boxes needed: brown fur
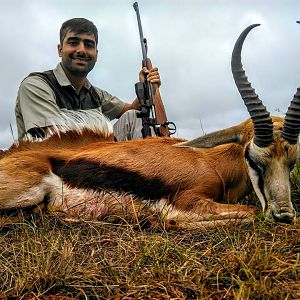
[0,115,297,228]
[0,123,257,229]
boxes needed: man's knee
[113,110,143,141]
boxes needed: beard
[62,55,96,77]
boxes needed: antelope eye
[245,149,265,175]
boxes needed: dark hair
[59,18,98,45]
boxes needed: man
[15,18,161,141]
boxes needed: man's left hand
[139,66,161,87]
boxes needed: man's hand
[139,66,161,87]
[119,63,161,117]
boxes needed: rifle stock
[145,58,170,137]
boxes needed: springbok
[0,24,299,229]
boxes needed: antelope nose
[272,207,295,224]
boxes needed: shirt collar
[53,63,92,90]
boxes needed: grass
[0,166,300,299]
[0,212,299,299]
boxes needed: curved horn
[281,22,300,144]
[282,88,300,145]
[231,24,273,147]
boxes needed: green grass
[1,165,300,299]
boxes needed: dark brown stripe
[244,148,267,210]
[50,158,175,201]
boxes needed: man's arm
[16,76,65,139]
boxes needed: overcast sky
[1,0,300,148]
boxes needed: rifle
[133,2,176,138]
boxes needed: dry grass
[1,214,299,299]
[0,165,300,299]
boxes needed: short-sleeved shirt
[15,63,125,140]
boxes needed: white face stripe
[246,161,266,211]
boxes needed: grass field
[0,169,299,299]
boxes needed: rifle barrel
[133,2,147,64]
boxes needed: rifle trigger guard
[162,121,176,135]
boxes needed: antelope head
[232,24,300,223]
[179,24,299,223]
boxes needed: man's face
[58,31,98,77]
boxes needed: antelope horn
[281,22,300,144]
[282,88,300,144]
[231,24,273,147]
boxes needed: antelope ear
[174,123,246,148]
